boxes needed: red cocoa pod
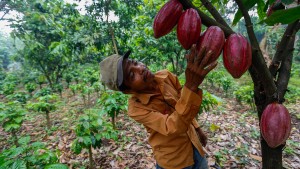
[267,0,284,17]
[223,33,252,78]
[196,26,225,63]
[153,0,183,38]
[177,8,201,50]
[266,6,274,17]
[260,102,291,148]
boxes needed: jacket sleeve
[128,86,202,136]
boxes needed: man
[100,45,217,169]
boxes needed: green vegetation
[0,136,67,168]
[71,108,118,168]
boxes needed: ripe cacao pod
[196,26,225,63]
[267,0,284,17]
[223,33,252,78]
[260,102,291,148]
[177,8,201,50]
[153,0,183,38]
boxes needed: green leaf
[82,121,89,129]
[31,141,45,148]
[256,0,266,20]
[44,163,69,169]
[281,0,295,5]
[82,136,92,146]
[3,123,20,131]
[232,0,258,26]
[18,136,31,145]
[14,117,23,123]
[261,6,300,25]
[71,139,83,154]
[10,147,24,157]
[95,133,102,140]
[11,159,26,169]
[268,0,276,5]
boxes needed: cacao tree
[0,102,27,147]
[7,0,96,89]
[0,136,67,168]
[71,108,118,169]
[6,92,29,106]
[176,0,299,168]
[27,94,59,129]
[25,82,36,97]
[99,90,128,129]
[64,73,72,89]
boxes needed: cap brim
[117,50,131,89]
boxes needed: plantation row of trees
[0,0,299,168]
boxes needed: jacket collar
[132,70,169,104]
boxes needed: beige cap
[99,51,131,91]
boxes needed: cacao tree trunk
[46,110,51,129]
[82,94,86,107]
[88,146,94,169]
[262,140,284,168]
[112,115,116,129]
[11,129,18,147]
[251,72,283,169]
[88,93,91,107]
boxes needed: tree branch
[269,20,300,77]
[276,21,300,103]
[0,0,8,11]
[199,0,231,29]
[234,0,277,101]
[0,11,8,20]
[178,0,234,37]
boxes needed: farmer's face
[122,58,155,92]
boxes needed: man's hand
[184,44,217,92]
[196,127,208,147]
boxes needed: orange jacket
[127,70,206,169]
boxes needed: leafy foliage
[285,86,300,103]
[6,92,29,105]
[99,90,128,119]
[28,94,58,113]
[71,108,118,154]
[0,136,61,168]
[233,84,255,110]
[64,73,72,88]
[261,6,300,25]
[34,87,53,97]
[27,94,59,129]
[1,83,16,95]
[0,101,26,133]
[44,163,69,169]
[25,83,37,95]
[9,0,94,88]
[200,90,221,114]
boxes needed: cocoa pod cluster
[260,102,291,148]
[153,0,292,149]
[153,0,252,78]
